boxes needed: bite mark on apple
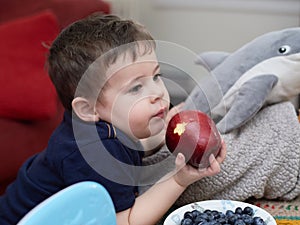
[174,122,187,136]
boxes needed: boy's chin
[148,118,166,136]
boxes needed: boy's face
[96,51,170,140]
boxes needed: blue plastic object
[17,181,116,225]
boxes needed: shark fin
[217,74,278,133]
[195,51,230,71]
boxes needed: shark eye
[278,45,291,55]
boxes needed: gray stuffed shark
[184,27,300,134]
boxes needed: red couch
[0,0,110,195]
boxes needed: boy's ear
[72,97,99,122]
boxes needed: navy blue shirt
[0,111,144,225]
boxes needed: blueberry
[211,210,221,219]
[197,222,210,225]
[192,209,201,218]
[194,216,208,224]
[206,214,215,222]
[219,212,226,218]
[241,214,253,225]
[228,214,240,224]
[181,218,193,225]
[204,209,212,214]
[197,212,209,221]
[184,211,194,220]
[225,210,235,218]
[216,217,228,224]
[235,207,243,215]
[234,219,246,225]
[242,207,254,216]
[252,217,266,225]
[207,221,220,225]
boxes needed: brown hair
[47,14,155,111]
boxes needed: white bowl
[164,200,276,225]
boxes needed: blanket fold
[142,102,300,206]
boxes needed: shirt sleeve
[60,138,141,212]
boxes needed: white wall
[136,0,300,52]
[108,0,300,62]
[107,0,300,105]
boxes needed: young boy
[0,14,226,225]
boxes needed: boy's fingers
[175,153,186,169]
[209,154,216,165]
[216,140,226,163]
[208,154,221,173]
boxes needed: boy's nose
[150,88,164,103]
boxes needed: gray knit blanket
[141,101,300,206]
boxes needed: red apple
[165,110,222,168]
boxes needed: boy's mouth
[153,107,166,119]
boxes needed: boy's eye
[153,73,162,81]
[129,84,142,93]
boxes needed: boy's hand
[173,140,226,188]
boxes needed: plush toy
[184,27,300,134]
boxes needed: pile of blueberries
[180,206,267,225]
